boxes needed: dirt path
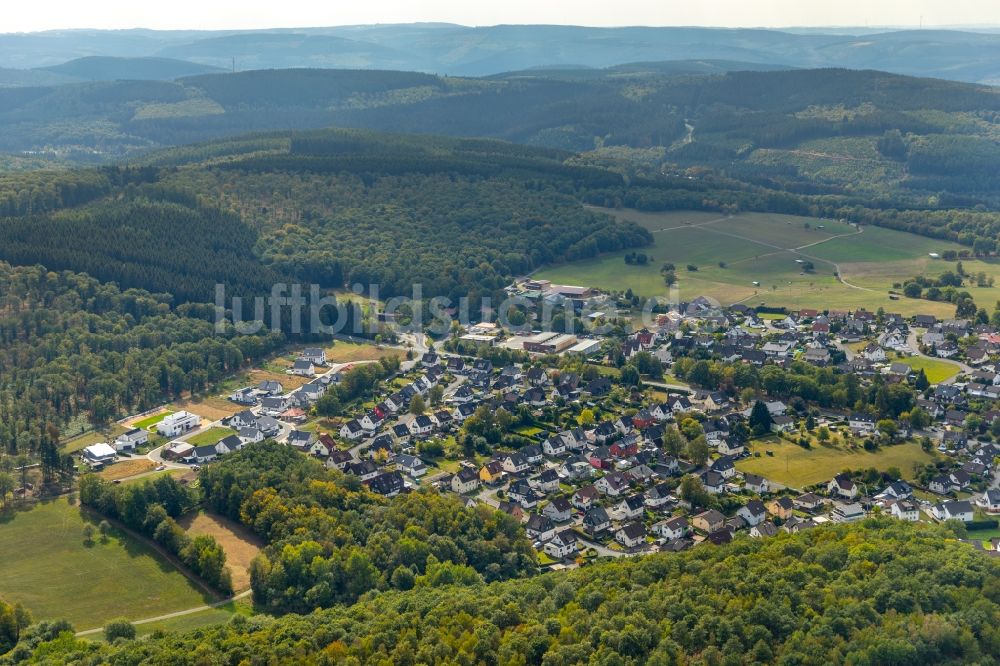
[75,590,253,636]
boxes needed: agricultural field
[177,512,262,592]
[0,498,212,631]
[736,437,935,489]
[536,208,984,316]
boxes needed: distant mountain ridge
[3,25,1000,83]
[39,56,224,81]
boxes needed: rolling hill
[38,56,224,81]
[5,25,1000,83]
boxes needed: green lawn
[737,438,935,489]
[897,356,961,384]
[131,599,252,639]
[184,427,232,447]
[536,208,974,316]
[133,411,174,431]
[0,499,212,631]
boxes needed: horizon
[4,0,1000,34]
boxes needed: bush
[967,519,999,531]
[104,618,136,642]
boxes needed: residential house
[889,499,920,521]
[653,516,689,540]
[451,467,481,494]
[544,529,579,559]
[933,500,974,522]
[291,359,316,377]
[542,497,573,523]
[572,485,600,510]
[832,502,865,523]
[744,473,770,495]
[768,497,795,519]
[157,411,200,437]
[479,460,505,485]
[526,514,556,542]
[368,471,405,497]
[692,509,726,533]
[616,522,647,548]
[396,454,427,478]
[583,506,611,535]
[113,428,148,452]
[828,474,858,499]
[737,500,767,526]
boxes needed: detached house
[544,529,579,559]
[451,467,480,494]
[828,474,858,499]
[615,522,647,549]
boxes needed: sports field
[0,498,212,630]
[536,208,978,315]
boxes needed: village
[76,280,1000,565]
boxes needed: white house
[827,474,858,499]
[291,359,316,377]
[81,443,117,468]
[544,529,579,559]
[340,420,365,440]
[615,522,647,548]
[889,499,920,521]
[831,502,865,523]
[300,348,327,366]
[157,411,200,437]
[933,500,974,522]
[737,500,767,526]
[976,489,1000,514]
[114,428,148,452]
[653,516,688,540]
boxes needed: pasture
[0,498,212,631]
[536,208,978,316]
[324,340,401,363]
[736,438,934,489]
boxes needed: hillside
[38,56,224,81]
[3,519,998,663]
[3,66,1000,209]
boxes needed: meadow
[0,498,212,631]
[536,208,982,316]
[736,437,935,490]
[896,356,962,384]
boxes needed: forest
[0,262,284,458]
[2,518,997,664]
[199,443,537,613]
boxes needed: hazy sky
[4,0,1000,32]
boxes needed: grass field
[0,499,212,630]
[897,356,961,384]
[737,437,935,489]
[184,427,232,446]
[131,410,174,431]
[324,340,401,363]
[177,512,262,592]
[131,599,253,639]
[536,208,975,316]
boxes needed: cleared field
[178,512,263,592]
[536,208,977,316]
[737,438,935,489]
[324,340,401,363]
[61,425,126,454]
[897,356,961,384]
[97,459,155,481]
[171,396,242,421]
[247,368,311,391]
[185,427,232,447]
[0,498,212,630]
